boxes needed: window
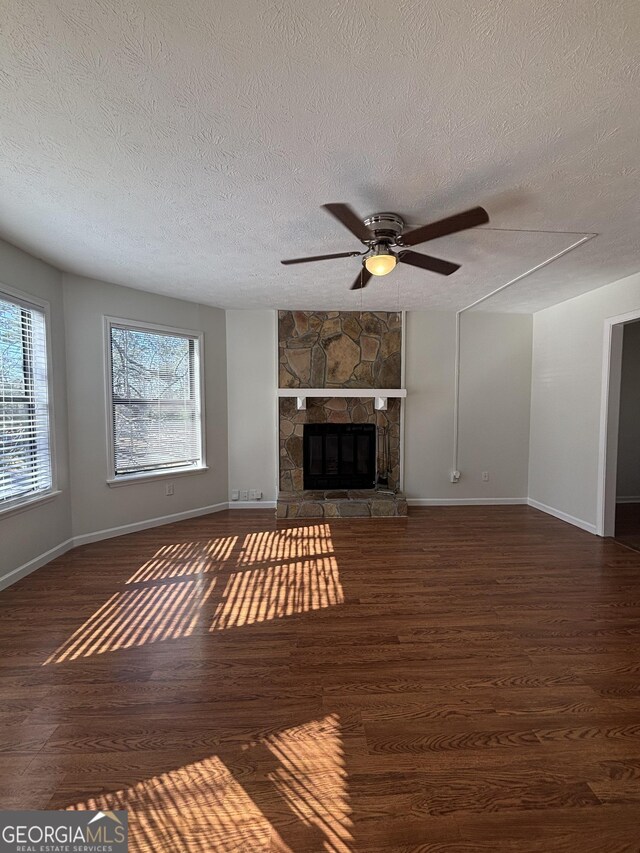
[0,292,53,508]
[107,320,204,480]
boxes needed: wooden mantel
[277,387,407,411]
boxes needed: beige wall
[0,239,72,584]
[617,321,640,500]
[226,310,278,502]
[63,274,228,539]
[529,270,640,530]
[404,311,532,501]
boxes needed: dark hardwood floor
[2,506,640,851]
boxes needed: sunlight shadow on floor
[66,714,352,853]
[44,524,343,663]
[264,714,352,853]
[239,526,335,563]
[127,537,239,584]
[210,555,343,630]
[44,575,218,663]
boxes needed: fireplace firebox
[303,423,376,490]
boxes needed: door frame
[596,308,640,536]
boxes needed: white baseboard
[616,495,640,504]
[0,538,75,592]
[527,498,597,535]
[228,501,277,509]
[72,502,230,547]
[407,497,528,506]
[408,496,598,536]
[1,502,230,592]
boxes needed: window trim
[0,282,58,516]
[106,466,209,488]
[103,316,207,484]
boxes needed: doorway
[597,310,640,539]
[613,321,640,550]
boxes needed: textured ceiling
[1,0,639,312]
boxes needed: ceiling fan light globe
[365,253,396,276]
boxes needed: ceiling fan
[281,203,489,289]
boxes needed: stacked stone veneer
[279,310,401,389]
[278,311,402,494]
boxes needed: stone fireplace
[277,311,407,518]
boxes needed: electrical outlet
[482,471,490,482]
[249,489,263,500]
[231,489,239,501]
[450,470,461,483]
[240,490,248,501]
[165,482,174,496]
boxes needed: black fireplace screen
[303,423,376,490]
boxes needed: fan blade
[398,250,460,276]
[323,203,372,243]
[350,265,372,290]
[281,251,361,265]
[401,206,489,247]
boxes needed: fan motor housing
[363,212,404,244]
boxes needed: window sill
[0,490,62,520]
[106,466,209,488]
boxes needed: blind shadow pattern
[67,713,353,853]
[45,524,344,664]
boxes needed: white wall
[529,271,640,531]
[616,321,640,500]
[226,310,277,503]
[0,239,72,585]
[63,274,228,540]
[404,311,532,501]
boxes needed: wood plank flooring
[2,506,640,851]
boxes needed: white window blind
[0,294,52,506]
[109,323,203,477]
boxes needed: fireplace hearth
[303,423,375,490]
